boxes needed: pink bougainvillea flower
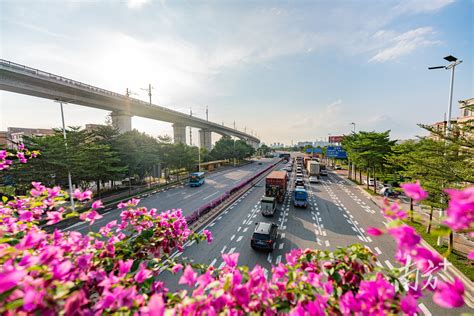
[47,186,61,198]
[443,186,474,231]
[77,253,93,270]
[366,227,383,236]
[46,211,63,225]
[400,294,418,316]
[202,229,213,243]
[143,293,165,316]
[179,265,197,287]
[468,251,474,260]
[80,210,103,225]
[73,189,93,201]
[92,200,104,210]
[0,269,26,293]
[222,253,239,268]
[388,225,420,251]
[433,278,465,308]
[134,262,152,283]
[401,181,428,201]
[171,263,183,274]
[410,247,443,275]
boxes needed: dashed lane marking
[229,247,236,254]
[221,246,227,254]
[418,303,432,316]
[230,234,235,241]
[374,247,382,255]
[384,260,394,269]
[236,236,243,242]
[210,258,217,267]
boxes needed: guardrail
[185,163,276,225]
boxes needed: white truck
[261,196,277,216]
[307,160,321,176]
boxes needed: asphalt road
[65,158,279,234]
[159,162,472,315]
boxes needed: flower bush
[0,148,472,314]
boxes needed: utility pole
[233,121,236,129]
[141,84,154,104]
[54,99,75,211]
[126,88,138,97]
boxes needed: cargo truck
[265,171,288,203]
[307,160,321,176]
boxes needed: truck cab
[261,196,277,216]
[293,188,308,208]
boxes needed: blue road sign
[326,146,347,159]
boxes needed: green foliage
[210,136,255,161]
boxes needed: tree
[342,131,395,192]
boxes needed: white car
[309,176,319,183]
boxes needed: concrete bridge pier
[111,111,132,133]
[199,129,212,151]
[173,123,187,144]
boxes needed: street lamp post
[55,99,75,211]
[350,122,356,133]
[429,55,463,137]
[429,55,463,246]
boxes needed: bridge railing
[0,59,259,141]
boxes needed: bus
[189,172,205,187]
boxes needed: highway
[65,158,278,234]
[158,159,472,316]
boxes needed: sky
[0,0,473,146]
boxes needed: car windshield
[253,233,270,240]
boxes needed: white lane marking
[237,226,242,232]
[230,234,235,241]
[376,261,383,268]
[418,303,432,316]
[279,243,284,249]
[267,253,272,263]
[221,245,227,254]
[275,255,282,265]
[243,227,249,233]
[218,261,226,269]
[374,247,382,255]
[229,247,236,254]
[187,240,195,247]
[325,240,330,247]
[209,222,216,227]
[210,258,217,267]
[263,268,269,279]
[217,216,222,220]
[281,233,286,239]
[203,191,219,200]
[236,236,243,242]
[385,260,394,269]
[242,219,247,225]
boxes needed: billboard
[326,146,347,159]
[329,136,344,143]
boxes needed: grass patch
[363,188,377,196]
[405,220,474,282]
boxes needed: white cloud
[126,0,151,9]
[394,0,455,14]
[369,27,440,63]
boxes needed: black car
[251,222,278,252]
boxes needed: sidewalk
[334,169,473,257]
